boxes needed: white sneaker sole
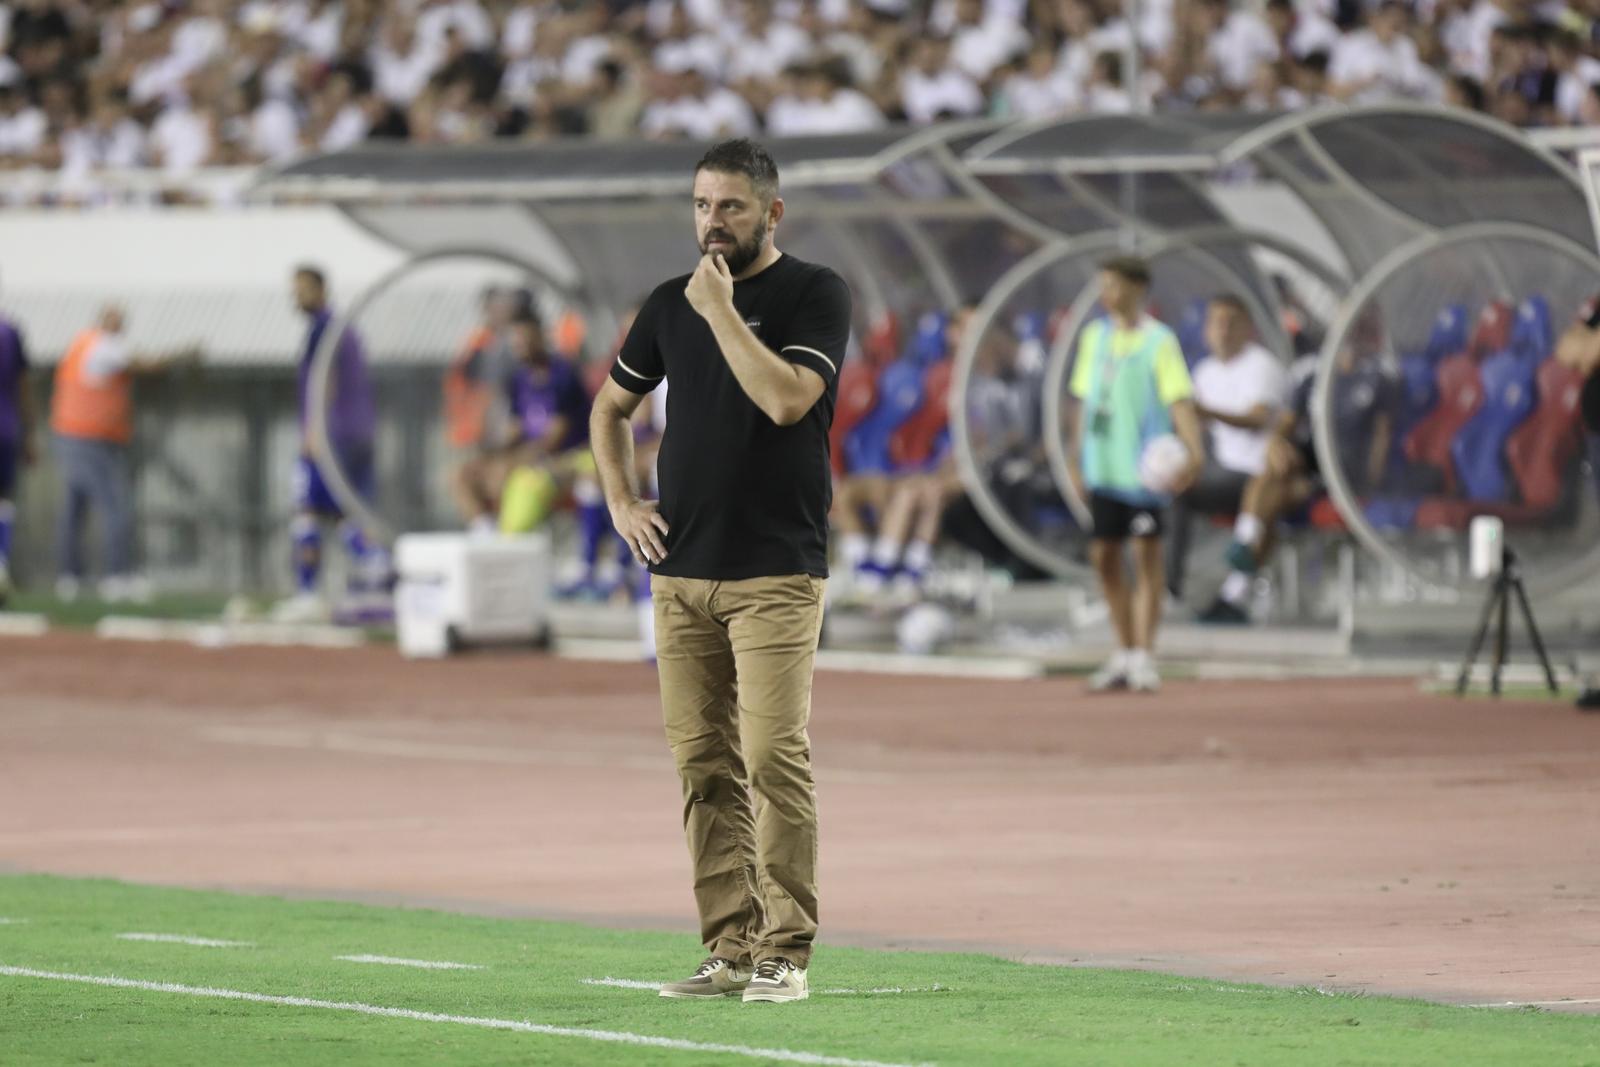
[658,987,747,999]
[742,988,809,1003]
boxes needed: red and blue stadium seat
[889,358,954,471]
[1506,357,1588,512]
[1452,349,1536,502]
[1467,300,1513,359]
[844,357,927,475]
[830,361,880,477]
[1509,296,1552,363]
[1403,353,1483,493]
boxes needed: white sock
[1220,570,1251,604]
[842,532,870,570]
[1127,648,1152,671]
[470,514,497,535]
[1234,513,1263,549]
[903,540,933,574]
[1111,647,1131,671]
[871,534,901,569]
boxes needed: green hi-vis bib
[1077,318,1175,505]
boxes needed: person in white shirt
[150,97,214,174]
[371,15,442,106]
[899,35,985,123]
[767,60,886,133]
[723,0,813,85]
[1170,294,1288,612]
[415,0,494,55]
[948,0,1030,82]
[1000,41,1082,118]
[1329,1,1431,102]
[1549,31,1600,124]
[1206,0,1281,92]
[1263,0,1341,61]
[0,84,47,160]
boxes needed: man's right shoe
[658,957,751,999]
[1088,654,1129,692]
[1224,541,1259,575]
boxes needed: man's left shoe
[1577,688,1600,711]
[742,958,809,1003]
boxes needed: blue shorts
[0,438,16,499]
[294,449,374,517]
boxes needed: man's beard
[699,219,768,276]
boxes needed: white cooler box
[394,532,552,657]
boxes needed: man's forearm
[590,407,640,513]
[704,304,807,424]
[1171,399,1205,459]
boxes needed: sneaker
[1088,654,1129,692]
[271,591,328,624]
[1128,655,1162,693]
[1224,541,1259,575]
[1196,598,1251,626]
[658,957,751,999]
[1578,688,1600,712]
[742,958,808,1004]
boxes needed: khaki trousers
[652,572,825,969]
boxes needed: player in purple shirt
[275,265,387,624]
[451,308,592,520]
[0,304,36,605]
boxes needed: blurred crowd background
[2,0,1599,191]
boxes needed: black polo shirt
[610,253,853,580]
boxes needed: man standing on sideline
[589,139,851,1004]
[1067,256,1204,693]
[0,286,35,606]
[274,265,387,623]
[1555,293,1600,710]
[50,305,193,602]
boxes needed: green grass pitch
[0,875,1595,1066]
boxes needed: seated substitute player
[451,308,594,542]
[1178,294,1288,621]
[1199,333,1396,624]
[1066,255,1204,693]
[275,266,388,624]
[1554,292,1600,710]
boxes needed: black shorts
[1089,491,1164,540]
[1181,460,1250,514]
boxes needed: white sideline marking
[0,965,932,1067]
[337,955,484,971]
[583,977,947,996]
[117,933,254,948]
[0,918,29,925]
[1470,997,1600,1008]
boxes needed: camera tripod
[1455,546,1560,697]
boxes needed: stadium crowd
[0,0,1598,185]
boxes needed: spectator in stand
[1329,0,1437,103]
[899,35,984,124]
[998,41,1082,118]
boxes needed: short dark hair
[1209,293,1250,317]
[1100,255,1151,287]
[695,138,780,206]
[295,265,327,290]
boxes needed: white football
[1138,434,1190,494]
